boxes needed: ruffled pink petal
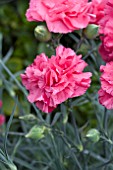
[21,45,92,113]
[98,61,113,109]
[99,0,113,62]
[98,89,113,109]
[25,0,91,33]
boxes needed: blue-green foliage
[0,1,113,170]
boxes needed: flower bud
[34,25,52,42]
[25,125,49,140]
[86,128,100,143]
[83,24,99,39]
[77,144,83,152]
[9,89,15,97]
[19,114,37,124]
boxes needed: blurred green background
[1,1,113,170]
[0,0,56,117]
[0,0,102,125]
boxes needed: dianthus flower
[99,0,113,62]
[89,0,107,25]
[21,45,92,113]
[26,0,92,33]
[98,62,113,109]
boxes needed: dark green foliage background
[1,1,113,170]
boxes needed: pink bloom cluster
[26,0,92,33]
[26,0,108,33]
[99,0,113,62]
[98,62,113,109]
[21,46,92,113]
[25,0,113,111]
[98,0,113,109]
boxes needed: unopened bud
[84,24,99,39]
[25,125,49,140]
[77,144,83,152]
[9,89,15,97]
[19,114,37,124]
[34,25,52,42]
[86,128,100,143]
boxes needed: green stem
[103,108,108,134]
[60,135,83,170]
[0,59,44,122]
[70,110,83,151]
[73,155,83,170]
[7,132,25,136]
[103,108,108,170]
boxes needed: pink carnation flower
[0,115,5,126]
[21,45,92,113]
[89,0,107,25]
[99,0,113,62]
[26,0,92,33]
[98,62,113,109]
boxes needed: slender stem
[72,154,83,170]
[103,108,108,134]
[84,149,107,163]
[50,133,58,155]
[68,33,79,43]
[0,60,27,96]
[50,133,64,170]
[76,37,84,51]
[60,135,82,170]
[70,110,82,150]
[8,132,25,136]
[83,47,97,60]
[103,108,108,170]
[0,59,44,121]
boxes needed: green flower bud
[9,89,15,97]
[86,128,100,143]
[34,25,52,42]
[63,113,68,124]
[77,144,83,152]
[83,24,99,39]
[19,114,37,124]
[25,125,49,140]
